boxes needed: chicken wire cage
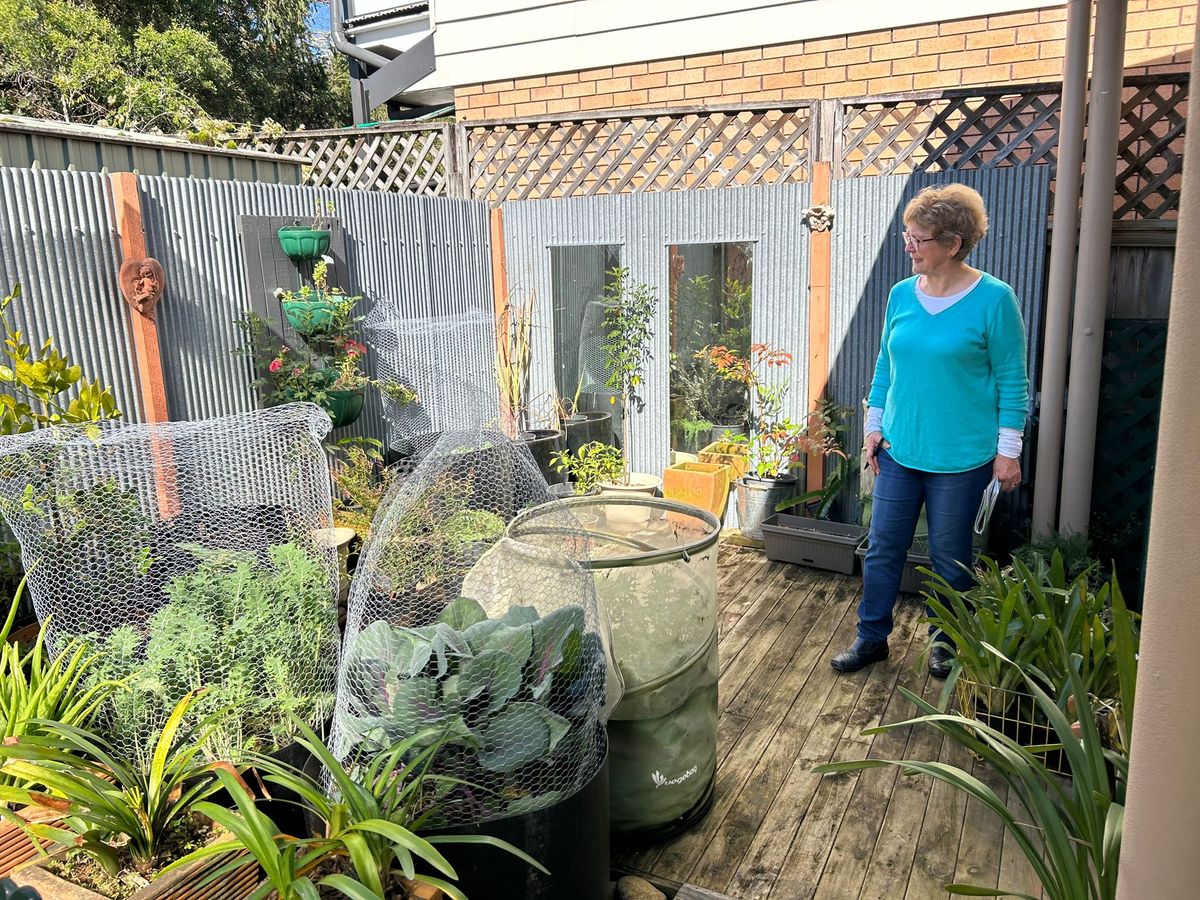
[331,429,614,827]
[0,403,342,763]
[506,496,721,839]
[366,308,501,449]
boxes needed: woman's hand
[994,454,1021,492]
[865,431,885,476]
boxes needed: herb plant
[550,441,625,494]
[75,543,340,763]
[329,437,397,539]
[338,597,606,823]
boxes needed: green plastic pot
[282,298,338,334]
[277,225,331,260]
[323,388,365,428]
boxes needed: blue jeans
[857,448,993,643]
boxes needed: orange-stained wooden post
[805,161,833,495]
[490,205,513,431]
[110,172,177,517]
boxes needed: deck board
[612,546,1026,899]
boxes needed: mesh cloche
[0,404,342,763]
[331,429,613,825]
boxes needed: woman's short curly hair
[903,184,989,260]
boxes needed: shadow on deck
[612,545,1044,900]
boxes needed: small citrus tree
[601,268,658,484]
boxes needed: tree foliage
[0,0,348,132]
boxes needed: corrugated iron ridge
[0,167,140,420]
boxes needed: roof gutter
[327,0,390,70]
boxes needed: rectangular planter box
[10,838,260,900]
[697,441,749,481]
[854,537,975,595]
[0,808,56,877]
[760,514,868,575]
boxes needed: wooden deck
[613,545,1044,900]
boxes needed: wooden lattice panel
[836,85,1062,178]
[260,124,453,195]
[465,106,813,202]
[1115,78,1188,219]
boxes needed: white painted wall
[344,0,1051,91]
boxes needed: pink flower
[268,358,283,373]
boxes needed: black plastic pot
[429,750,611,900]
[518,429,566,484]
[209,741,321,838]
[563,411,615,455]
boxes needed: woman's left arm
[989,291,1029,490]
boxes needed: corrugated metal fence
[137,177,492,442]
[502,185,812,477]
[0,168,144,421]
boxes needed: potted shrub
[276,258,350,336]
[598,267,661,498]
[165,716,543,900]
[277,200,334,261]
[700,344,844,540]
[0,581,121,877]
[0,692,259,900]
[549,441,624,496]
[554,382,615,456]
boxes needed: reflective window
[668,243,754,453]
[549,245,622,416]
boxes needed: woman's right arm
[864,302,894,474]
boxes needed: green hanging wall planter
[282,297,338,334]
[278,226,331,261]
[323,388,366,428]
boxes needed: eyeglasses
[900,231,942,248]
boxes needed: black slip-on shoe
[928,644,954,679]
[831,638,889,673]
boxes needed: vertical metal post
[1058,0,1128,535]
[1118,15,1200,897]
[1031,0,1092,537]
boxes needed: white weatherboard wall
[501,183,812,480]
[373,0,1048,93]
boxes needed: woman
[831,184,1028,677]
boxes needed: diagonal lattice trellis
[465,105,813,202]
[1115,78,1188,219]
[837,74,1188,219]
[258,123,455,195]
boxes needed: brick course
[455,2,1195,117]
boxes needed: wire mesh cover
[331,429,612,826]
[0,404,341,763]
[366,308,500,445]
[576,299,617,395]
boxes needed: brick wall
[455,1,1195,120]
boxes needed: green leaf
[439,597,487,630]
[455,649,522,715]
[478,702,571,773]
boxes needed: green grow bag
[506,496,721,841]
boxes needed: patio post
[1118,14,1200,896]
[1058,0,1128,535]
[805,161,832,495]
[1030,0,1090,538]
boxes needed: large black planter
[563,411,614,454]
[518,429,566,484]
[431,751,610,900]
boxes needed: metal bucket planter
[277,225,331,260]
[734,475,797,541]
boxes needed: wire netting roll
[331,429,613,826]
[0,403,341,763]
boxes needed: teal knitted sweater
[867,273,1029,473]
